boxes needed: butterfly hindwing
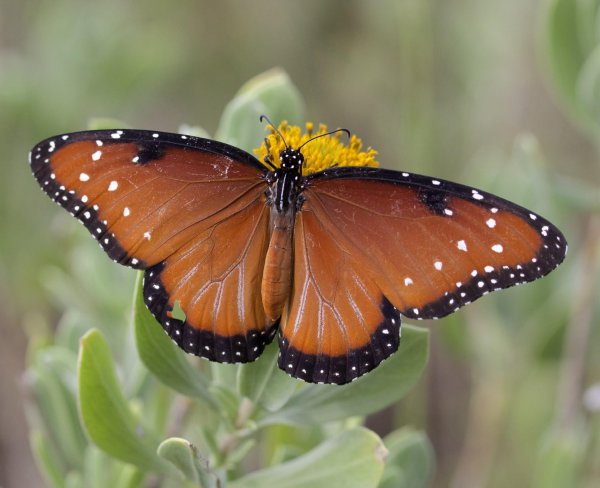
[278,201,402,385]
[30,129,277,361]
[143,194,278,362]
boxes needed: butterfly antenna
[259,115,289,148]
[297,128,351,151]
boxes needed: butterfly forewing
[30,129,277,361]
[303,167,567,321]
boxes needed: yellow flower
[254,121,380,175]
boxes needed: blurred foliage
[0,0,598,487]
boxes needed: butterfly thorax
[269,148,304,213]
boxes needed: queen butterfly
[29,120,567,385]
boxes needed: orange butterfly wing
[279,167,566,384]
[279,205,401,384]
[31,130,276,361]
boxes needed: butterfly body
[261,147,307,321]
[262,207,295,322]
[30,127,567,385]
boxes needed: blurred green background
[1,0,598,487]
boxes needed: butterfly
[29,119,567,384]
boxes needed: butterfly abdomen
[262,208,294,321]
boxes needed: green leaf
[208,384,241,428]
[222,438,256,470]
[215,68,304,152]
[229,427,386,488]
[29,430,66,488]
[82,446,115,488]
[29,347,87,469]
[263,326,429,425]
[113,466,145,488]
[157,437,218,488]
[132,272,216,406]
[237,341,298,412]
[77,329,171,473]
[380,428,435,488]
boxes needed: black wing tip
[278,297,401,385]
[142,264,277,363]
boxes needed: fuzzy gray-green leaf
[77,329,170,473]
[229,427,386,488]
[157,437,218,488]
[380,427,435,488]
[216,68,304,152]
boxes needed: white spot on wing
[492,244,503,253]
[457,240,467,251]
[92,150,102,161]
[108,180,118,191]
[79,173,90,182]
[471,190,484,200]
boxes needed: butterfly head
[279,147,304,173]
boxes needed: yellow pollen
[254,121,379,174]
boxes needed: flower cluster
[254,121,379,174]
